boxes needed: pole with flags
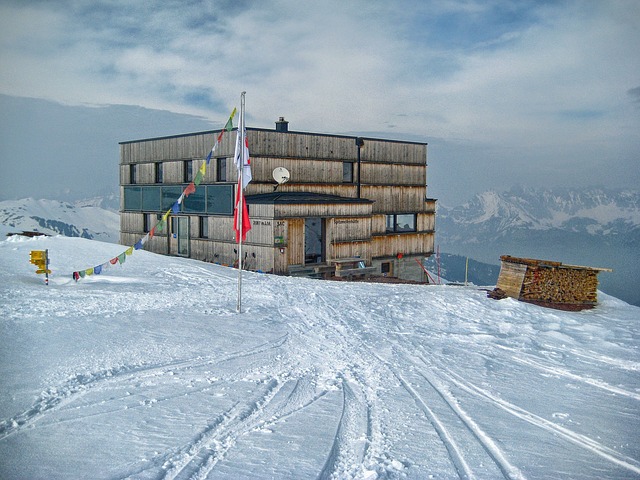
[234,92,252,312]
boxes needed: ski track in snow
[383,352,523,480]
[288,284,520,479]
[438,364,640,476]
[0,334,290,441]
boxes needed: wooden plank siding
[495,261,528,298]
[246,184,429,214]
[287,218,305,267]
[271,202,372,219]
[329,242,372,262]
[370,233,435,259]
[246,156,425,185]
[330,217,371,243]
[247,130,427,164]
[120,131,236,164]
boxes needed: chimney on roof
[275,116,289,132]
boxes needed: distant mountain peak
[0,197,119,243]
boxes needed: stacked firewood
[520,266,599,305]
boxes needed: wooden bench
[328,258,377,279]
[334,266,377,279]
[289,264,335,279]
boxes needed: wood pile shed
[489,255,612,310]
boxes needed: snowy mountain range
[437,186,640,306]
[0,197,119,243]
[439,186,640,237]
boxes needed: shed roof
[500,255,612,272]
[246,192,373,205]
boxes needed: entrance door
[177,217,190,257]
[305,217,324,264]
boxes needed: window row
[124,185,234,215]
[130,159,355,185]
[143,214,209,239]
[129,159,229,185]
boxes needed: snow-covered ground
[1,234,639,479]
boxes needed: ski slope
[1,234,639,479]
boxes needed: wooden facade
[490,255,612,310]
[120,122,437,281]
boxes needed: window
[130,164,138,184]
[381,262,392,275]
[206,184,234,214]
[396,214,416,232]
[161,186,183,211]
[199,216,208,238]
[155,162,163,183]
[143,213,152,233]
[386,214,417,233]
[217,158,227,182]
[184,160,193,182]
[343,162,354,183]
[385,215,395,233]
[123,186,142,210]
[182,188,206,213]
[142,187,161,211]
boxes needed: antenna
[272,167,290,190]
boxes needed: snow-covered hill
[0,197,119,243]
[437,187,640,307]
[1,234,638,479]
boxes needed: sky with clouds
[1,0,639,205]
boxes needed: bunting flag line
[67,106,238,282]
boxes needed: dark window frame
[342,162,354,183]
[130,164,138,184]
[184,160,193,183]
[385,214,417,233]
[155,162,163,183]
[199,216,209,239]
[217,157,227,182]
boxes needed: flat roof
[119,127,427,146]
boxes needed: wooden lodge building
[119,118,437,281]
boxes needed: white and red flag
[233,99,252,242]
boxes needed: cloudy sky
[1,0,639,205]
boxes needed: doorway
[177,216,190,257]
[304,217,324,264]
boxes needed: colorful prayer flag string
[67,107,237,282]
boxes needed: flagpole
[237,92,246,313]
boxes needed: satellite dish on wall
[272,167,290,184]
